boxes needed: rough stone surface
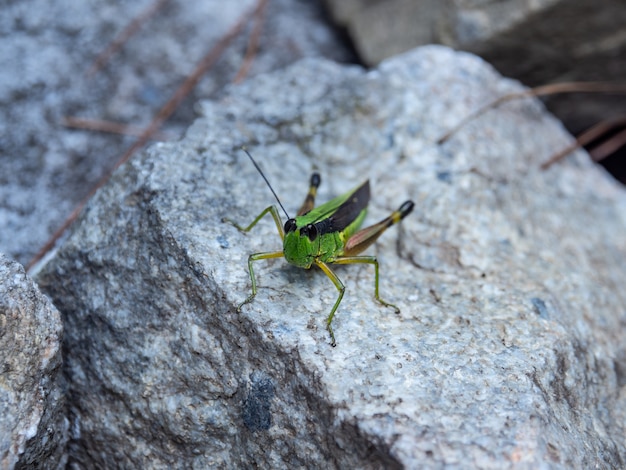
[325,0,441,66]
[36,46,626,467]
[324,0,561,66]
[324,0,626,140]
[0,0,354,267]
[0,254,67,469]
[461,0,626,135]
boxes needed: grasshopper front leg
[315,261,346,347]
[222,205,285,240]
[238,251,284,312]
[223,205,286,311]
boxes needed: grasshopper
[224,148,414,346]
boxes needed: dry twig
[27,0,267,272]
[541,116,626,169]
[234,0,268,83]
[87,0,169,76]
[63,116,170,140]
[437,82,626,145]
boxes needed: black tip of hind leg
[398,201,414,219]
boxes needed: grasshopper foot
[222,217,246,233]
[327,325,337,347]
[236,293,256,313]
[377,298,401,315]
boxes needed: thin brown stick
[27,0,265,272]
[540,116,626,169]
[117,0,265,170]
[589,127,626,162]
[63,116,170,140]
[437,82,626,145]
[87,0,169,76]
[233,0,268,83]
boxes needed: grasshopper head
[283,218,316,268]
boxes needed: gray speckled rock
[0,0,353,266]
[324,0,626,139]
[0,254,67,469]
[36,46,626,468]
[323,0,562,65]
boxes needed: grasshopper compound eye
[300,224,318,241]
[284,219,297,233]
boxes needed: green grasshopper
[224,148,414,346]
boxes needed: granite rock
[0,0,354,266]
[323,0,561,66]
[0,254,67,469]
[36,46,626,468]
[324,0,626,144]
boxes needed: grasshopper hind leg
[316,255,399,347]
[297,173,321,216]
[333,200,414,314]
[333,256,401,314]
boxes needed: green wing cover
[297,181,370,235]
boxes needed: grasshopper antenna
[241,147,291,219]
